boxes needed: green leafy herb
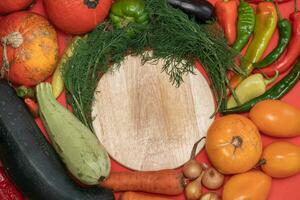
[63,0,240,130]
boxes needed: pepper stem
[296,0,299,12]
[16,86,36,99]
[264,70,279,85]
[275,0,283,20]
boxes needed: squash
[0,80,114,200]
[0,0,34,15]
[36,82,111,185]
[0,11,58,86]
[43,0,112,34]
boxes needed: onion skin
[43,0,113,34]
[200,193,221,200]
[185,173,203,200]
[202,167,224,190]
[183,160,203,180]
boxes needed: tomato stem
[254,159,267,169]
[231,136,243,148]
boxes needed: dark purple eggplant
[0,80,115,200]
[167,0,215,23]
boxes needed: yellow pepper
[230,1,278,88]
[227,71,279,108]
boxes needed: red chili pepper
[245,0,291,4]
[0,167,24,200]
[255,0,300,76]
[24,98,39,118]
[215,0,238,45]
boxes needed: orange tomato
[0,11,58,86]
[249,100,300,137]
[223,170,272,200]
[261,141,300,178]
[205,114,262,174]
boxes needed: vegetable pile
[62,0,238,129]
[0,0,300,200]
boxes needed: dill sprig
[63,0,239,130]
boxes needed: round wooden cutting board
[91,55,215,171]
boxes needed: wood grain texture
[92,55,215,171]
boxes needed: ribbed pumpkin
[0,11,58,86]
[0,0,34,15]
[43,0,113,34]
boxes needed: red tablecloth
[27,0,300,199]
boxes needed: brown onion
[183,160,203,180]
[200,192,221,200]
[183,137,206,180]
[184,173,203,200]
[202,167,224,190]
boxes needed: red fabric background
[27,0,300,199]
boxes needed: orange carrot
[119,192,173,200]
[100,169,185,195]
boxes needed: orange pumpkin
[205,114,263,174]
[0,0,34,15]
[43,0,112,34]
[0,11,58,86]
[223,170,272,200]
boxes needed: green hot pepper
[230,1,278,88]
[253,4,292,68]
[222,59,300,114]
[232,0,255,52]
[110,0,149,28]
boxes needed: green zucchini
[0,80,114,200]
[36,82,110,185]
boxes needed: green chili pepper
[221,59,300,114]
[253,4,292,68]
[110,0,149,28]
[227,71,279,108]
[230,1,278,88]
[232,0,255,52]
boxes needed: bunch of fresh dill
[63,0,240,130]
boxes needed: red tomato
[43,0,113,34]
[0,0,34,15]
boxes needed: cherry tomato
[223,170,272,200]
[261,141,300,178]
[249,100,300,137]
[205,114,262,174]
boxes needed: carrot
[119,192,174,200]
[100,169,185,195]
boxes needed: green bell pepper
[110,0,149,28]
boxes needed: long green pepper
[253,4,292,68]
[221,59,300,114]
[232,0,255,52]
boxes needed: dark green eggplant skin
[0,80,115,200]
